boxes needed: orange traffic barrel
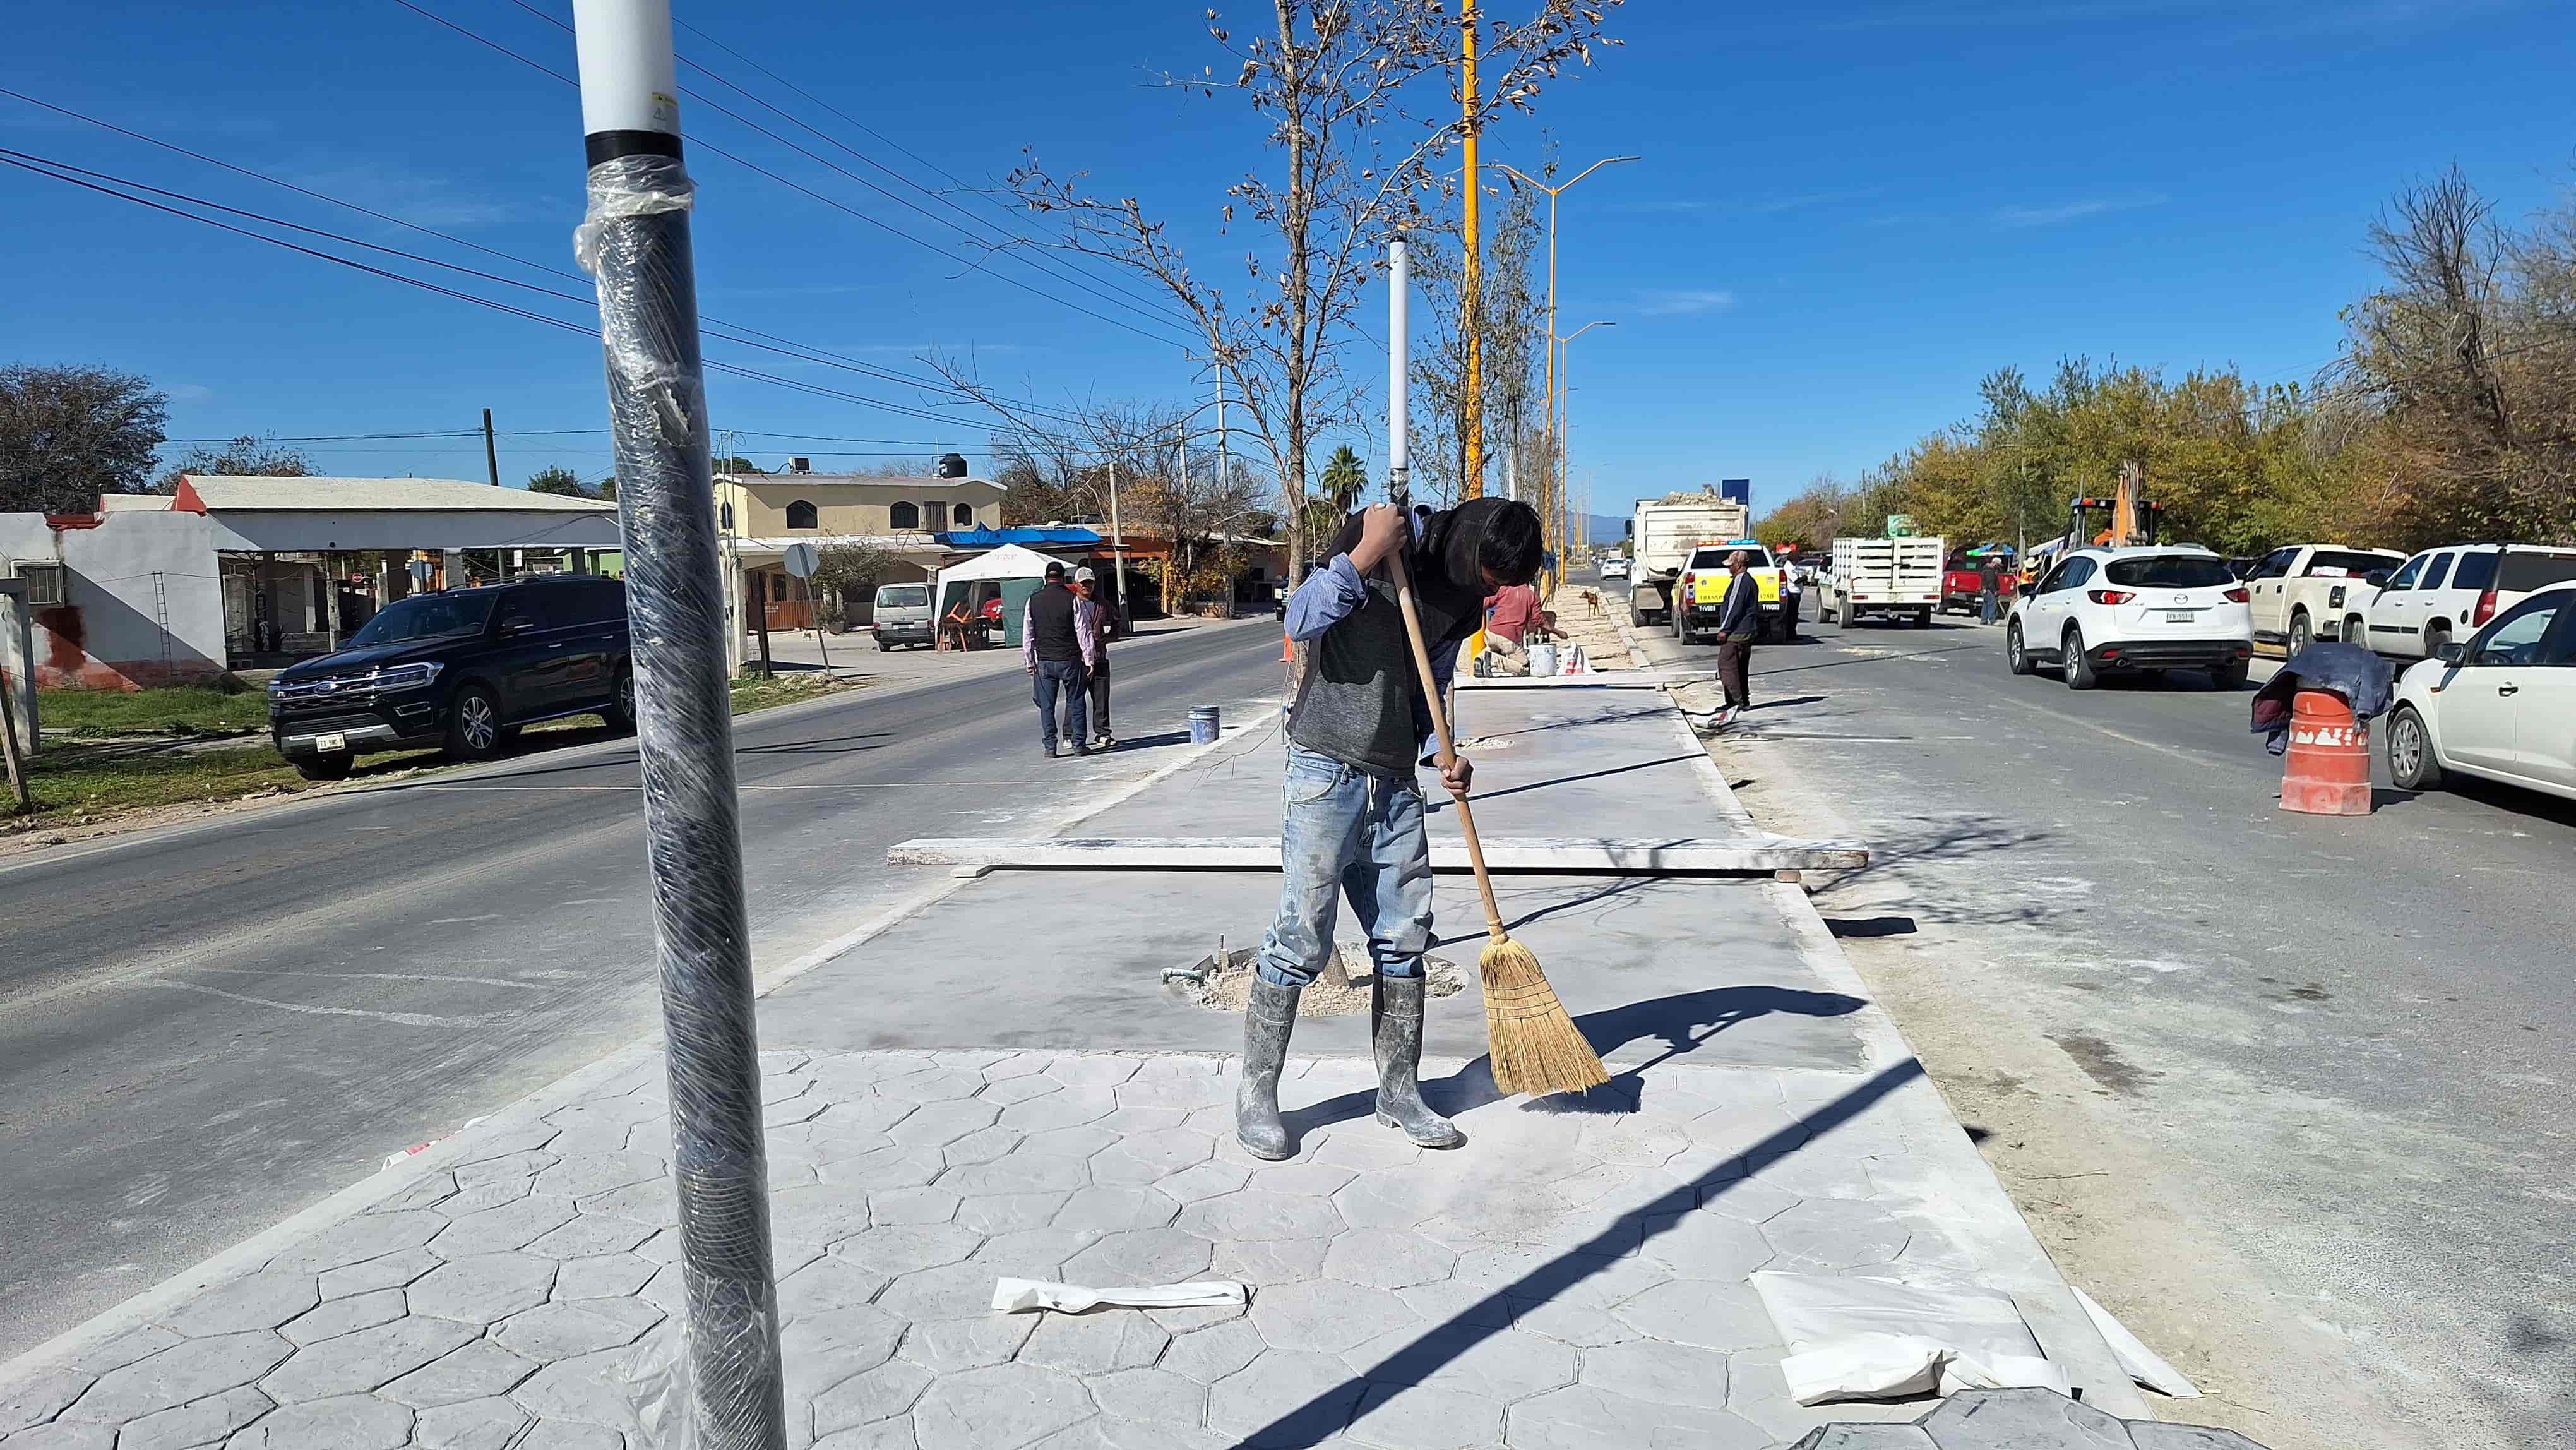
[2281,688,2372,815]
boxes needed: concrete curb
[0,700,1275,1393]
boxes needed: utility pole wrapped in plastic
[569,2,785,1445]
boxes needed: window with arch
[953,502,974,527]
[785,500,819,530]
[889,501,921,530]
[720,502,735,530]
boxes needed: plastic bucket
[1527,642,1560,678]
[1188,705,1221,745]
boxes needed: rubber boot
[1236,976,1302,1161]
[1372,973,1466,1149]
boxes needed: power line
[504,0,1188,334]
[0,144,1031,431]
[0,90,1092,430]
[0,149,1013,435]
[393,0,1197,351]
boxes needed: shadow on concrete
[1282,984,1867,1139]
[1429,753,1701,813]
[1249,1057,1927,1448]
[1748,695,1828,712]
[737,729,896,757]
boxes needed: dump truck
[1627,491,1750,627]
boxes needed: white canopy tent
[935,542,1078,648]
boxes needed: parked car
[268,575,633,780]
[2005,545,2252,689]
[1599,554,1630,582]
[2240,543,2406,654]
[872,581,935,649]
[2387,584,2576,801]
[2351,543,2576,662]
[1940,551,2015,614]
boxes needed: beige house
[715,465,1008,633]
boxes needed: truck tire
[2343,615,2368,647]
[1914,609,1933,628]
[2287,612,2312,656]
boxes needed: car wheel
[876,637,891,651]
[2210,659,2249,690]
[2006,622,2034,675]
[294,755,353,782]
[2063,627,2098,689]
[606,666,637,734]
[444,685,504,761]
[2344,616,2368,647]
[2287,613,2312,656]
[2389,705,2442,790]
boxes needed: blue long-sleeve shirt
[1283,549,1459,762]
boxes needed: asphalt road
[1618,584,2572,1449]
[0,618,1285,1360]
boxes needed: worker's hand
[1349,503,1409,575]
[1026,664,1037,676]
[1440,753,1473,798]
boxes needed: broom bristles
[1478,933,1609,1098]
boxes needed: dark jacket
[1716,570,1762,638]
[1026,582,1084,664]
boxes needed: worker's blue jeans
[1256,745,1433,988]
[1032,659,1089,752]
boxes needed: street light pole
[1488,156,1636,581]
[569,4,783,1447]
[1554,318,1616,585]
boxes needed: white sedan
[2387,584,2576,801]
[2006,545,2254,690]
[1599,556,1630,581]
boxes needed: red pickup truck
[1940,555,2013,614]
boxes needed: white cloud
[167,383,215,404]
[1995,193,2168,227]
[1638,289,1736,316]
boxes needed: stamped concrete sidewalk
[0,683,2148,1449]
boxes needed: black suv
[269,575,634,780]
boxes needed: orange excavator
[2067,461,2164,550]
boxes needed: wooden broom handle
[1384,549,1509,943]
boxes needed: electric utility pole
[569,4,783,1446]
[482,409,501,487]
[1459,0,1483,498]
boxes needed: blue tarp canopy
[936,526,1104,549]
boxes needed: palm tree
[1307,444,1369,541]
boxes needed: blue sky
[5,2,2571,524]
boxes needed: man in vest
[1239,496,1546,1161]
[1022,562,1097,758]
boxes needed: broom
[1386,549,1609,1098]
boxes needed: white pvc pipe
[1388,234,1409,493]
[571,0,680,139]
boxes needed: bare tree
[993,1,1618,573]
[0,364,167,512]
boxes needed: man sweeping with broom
[1240,494,1599,1162]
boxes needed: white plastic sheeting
[2073,1286,2203,1398]
[990,1278,1248,1314]
[1753,1271,2072,1406]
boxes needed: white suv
[2351,544,2576,662]
[2006,546,2253,690]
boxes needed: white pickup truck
[2241,544,2406,655]
[1820,536,1944,628]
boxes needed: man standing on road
[1073,566,1116,750]
[1240,496,1544,1162]
[1023,561,1097,758]
[1979,557,2003,625]
[1714,548,1760,728]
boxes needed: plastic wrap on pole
[576,148,785,1450]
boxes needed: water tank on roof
[938,452,969,479]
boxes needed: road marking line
[175,968,551,990]
[142,979,499,1028]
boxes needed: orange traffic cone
[1281,631,1292,662]
[2280,688,2372,815]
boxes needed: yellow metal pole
[1460,0,1482,499]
